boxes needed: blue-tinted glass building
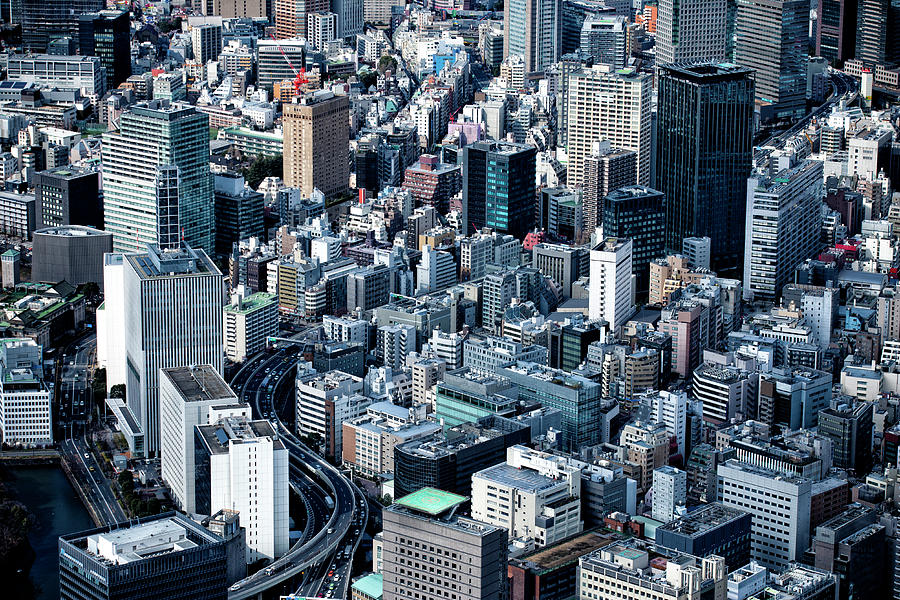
[655,62,754,277]
[462,141,537,239]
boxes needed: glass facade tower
[655,62,754,277]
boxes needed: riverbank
[10,466,94,600]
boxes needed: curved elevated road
[227,347,367,600]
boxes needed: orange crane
[269,35,309,97]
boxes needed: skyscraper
[21,0,104,52]
[566,64,652,187]
[655,63,754,276]
[283,91,350,198]
[856,0,900,67]
[461,141,537,239]
[78,10,131,88]
[123,243,224,456]
[274,0,329,39]
[656,0,728,65]
[580,15,628,67]
[734,0,807,120]
[743,157,824,302]
[102,101,214,254]
[816,0,857,64]
[331,0,363,37]
[602,186,666,298]
[504,0,561,73]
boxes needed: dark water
[12,466,95,600]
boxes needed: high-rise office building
[717,460,811,569]
[195,415,289,563]
[383,488,508,600]
[656,0,728,65]
[122,243,224,456]
[21,0,104,52]
[816,0,857,64]
[224,292,278,363]
[160,366,240,514]
[588,237,634,329]
[59,513,229,600]
[655,63,754,276]
[78,10,131,88]
[561,0,616,55]
[504,0,561,73]
[461,141,537,239]
[566,65,652,187]
[258,38,308,90]
[0,338,52,446]
[602,186,666,298]
[34,165,101,230]
[331,0,363,37]
[274,0,329,38]
[583,142,637,235]
[734,0,807,120]
[199,0,265,17]
[580,15,627,67]
[192,23,224,65]
[31,226,112,286]
[283,91,350,198]
[855,0,900,67]
[743,158,824,302]
[102,101,214,254]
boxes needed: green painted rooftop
[224,292,277,314]
[395,487,467,516]
[351,573,383,600]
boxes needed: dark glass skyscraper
[655,62,754,277]
[22,0,104,52]
[79,10,132,88]
[461,141,537,239]
[602,185,666,297]
[816,0,857,64]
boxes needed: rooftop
[657,503,749,538]
[513,532,614,572]
[395,487,467,516]
[474,463,563,493]
[161,366,237,404]
[351,573,383,600]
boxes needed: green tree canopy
[243,154,283,189]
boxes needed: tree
[359,70,378,90]
[110,384,126,400]
[377,55,398,74]
[243,154,283,189]
[157,16,182,34]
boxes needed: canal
[12,466,95,600]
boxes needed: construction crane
[269,35,309,97]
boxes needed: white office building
[123,244,224,456]
[196,416,289,563]
[159,365,241,514]
[717,459,811,569]
[472,445,582,547]
[588,237,634,329]
[743,158,824,302]
[648,390,688,458]
[306,11,337,51]
[97,253,126,393]
[416,244,456,294]
[296,371,369,457]
[566,65,652,186]
[429,329,464,370]
[652,466,687,523]
[223,290,278,363]
[0,338,51,446]
[323,314,368,344]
